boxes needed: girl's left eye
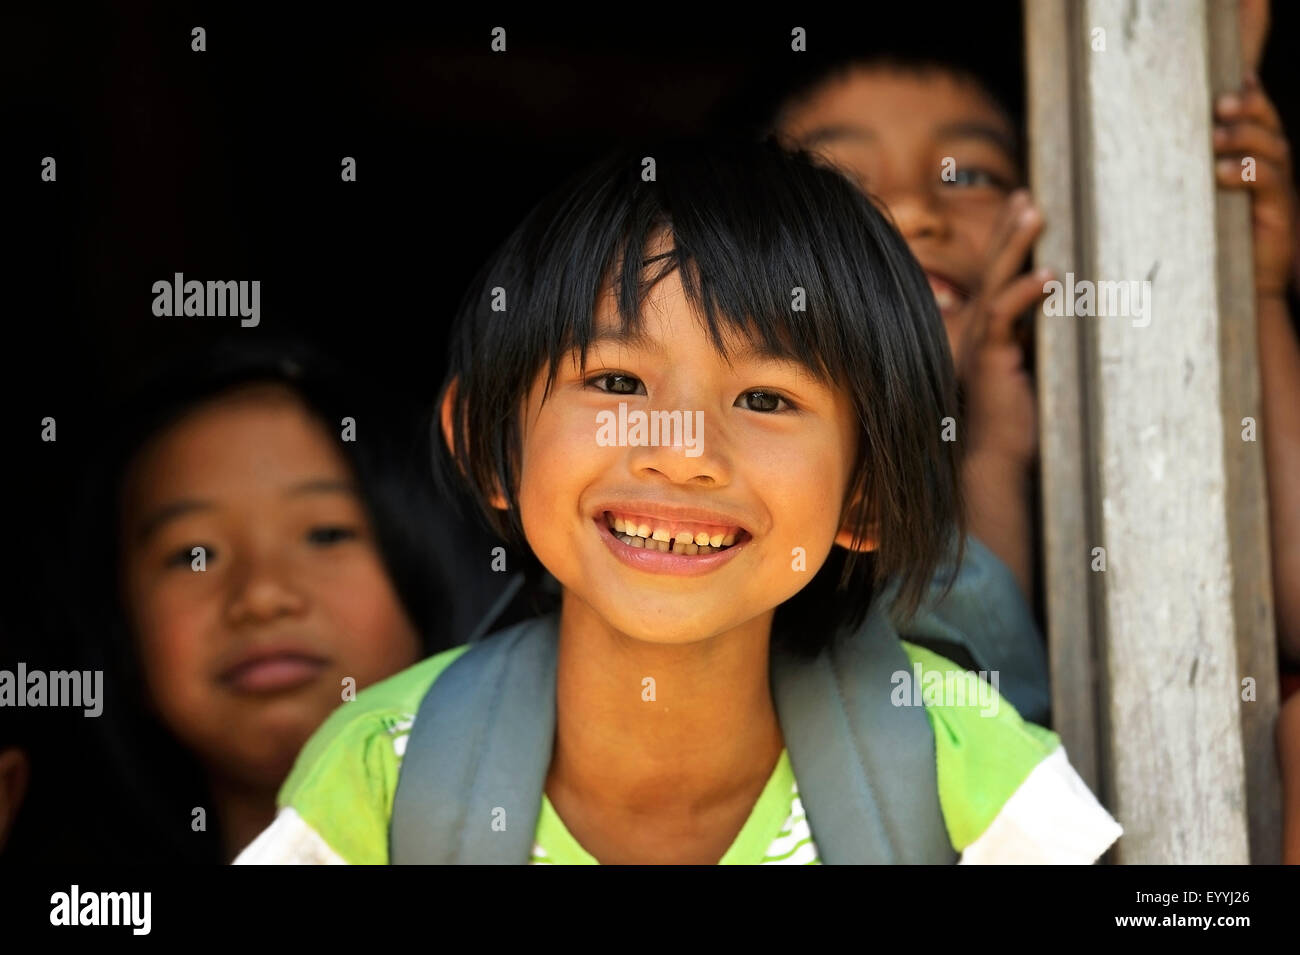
[586,372,645,396]
[736,390,794,413]
[306,526,358,546]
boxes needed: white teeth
[607,512,743,555]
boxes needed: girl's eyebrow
[285,477,358,497]
[588,327,797,367]
[589,327,669,359]
[798,124,875,148]
[135,499,213,543]
[934,120,1016,158]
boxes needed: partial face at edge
[777,66,1022,355]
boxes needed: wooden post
[1206,0,1283,865]
[1024,0,1099,794]
[1026,0,1270,863]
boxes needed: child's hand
[1214,78,1297,301]
[953,190,1049,467]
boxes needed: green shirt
[235,636,1120,865]
[530,748,818,864]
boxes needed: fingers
[1216,85,1283,133]
[1213,85,1292,198]
[980,190,1032,271]
[1216,155,1287,192]
[1213,122,1290,165]
[956,267,1051,382]
[985,268,1054,345]
[981,190,1045,297]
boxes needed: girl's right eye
[585,372,645,396]
[942,166,1012,191]
[165,545,214,569]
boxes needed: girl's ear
[833,493,878,552]
[439,377,509,511]
[833,523,878,553]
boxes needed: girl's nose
[624,406,732,488]
[224,555,308,626]
[881,188,949,242]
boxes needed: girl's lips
[924,271,969,315]
[594,515,748,577]
[220,654,329,694]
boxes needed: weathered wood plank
[1023,0,1100,793]
[1074,0,1250,864]
[1206,0,1282,865]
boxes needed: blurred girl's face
[777,66,1021,353]
[120,383,420,789]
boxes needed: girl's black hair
[435,136,964,656]
[767,52,1024,178]
[715,12,1026,175]
[11,338,488,864]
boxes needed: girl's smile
[595,506,752,576]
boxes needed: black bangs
[436,135,964,656]
[542,138,907,394]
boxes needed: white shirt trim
[233,807,348,865]
[959,746,1123,864]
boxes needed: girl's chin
[579,600,767,646]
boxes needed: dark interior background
[5,4,1297,648]
[1,5,1297,859]
[0,6,1041,660]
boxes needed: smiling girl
[238,138,1120,865]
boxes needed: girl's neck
[208,773,279,863]
[548,595,784,819]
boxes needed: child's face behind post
[120,384,421,790]
[514,262,863,645]
[778,66,1020,357]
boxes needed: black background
[1,3,1297,866]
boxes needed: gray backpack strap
[393,604,959,864]
[464,571,527,644]
[891,535,1051,726]
[389,613,559,864]
[773,601,959,864]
